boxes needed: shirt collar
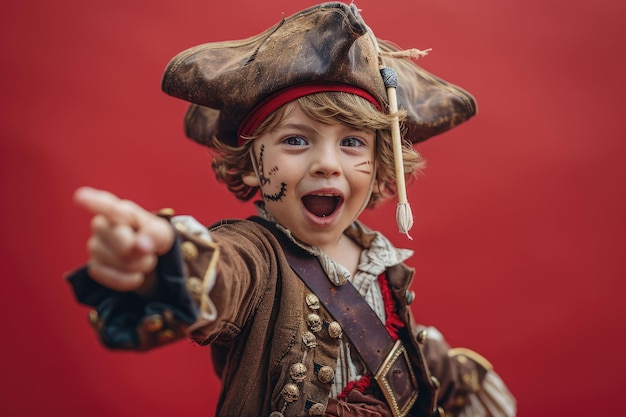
[254,201,413,286]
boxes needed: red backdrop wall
[1,0,625,416]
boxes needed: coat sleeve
[418,326,517,417]
[66,215,276,350]
[66,236,197,350]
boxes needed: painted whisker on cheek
[353,160,373,175]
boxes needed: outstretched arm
[69,187,197,350]
[67,188,274,351]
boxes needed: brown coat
[71,217,494,417]
[173,218,489,417]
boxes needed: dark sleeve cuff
[66,237,198,350]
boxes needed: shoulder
[208,217,277,240]
[206,217,288,260]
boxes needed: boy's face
[243,104,376,250]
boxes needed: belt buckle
[374,340,419,417]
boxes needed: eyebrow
[275,122,373,138]
[274,122,320,135]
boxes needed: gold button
[289,362,307,383]
[328,321,342,339]
[309,403,326,416]
[305,293,320,310]
[317,366,334,384]
[181,241,199,261]
[157,329,175,344]
[434,406,445,417]
[405,290,415,304]
[269,412,284,417]
[88,310,99,326]
[430,375,440,389]
[306,313,322,333]
[143,315,164,333]
[302,331,318,348]
[186,277,203,299]
[416,329,428,344]
[281,383,300,403]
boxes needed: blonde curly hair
[211,91,424,208]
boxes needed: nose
[310,143,342,177]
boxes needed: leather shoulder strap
[250,216,395,373]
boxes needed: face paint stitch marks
[257,144,287,202]
[263,182,287,202]
[257,145,272,186]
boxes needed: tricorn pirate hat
[161,1,477,236]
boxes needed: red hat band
[237,82,383,145]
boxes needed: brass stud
[181,241,199,261]
[405,290,415,305]
[309,403,326,416]
[317,366,334,384]
[306,313,322,333]
[186,277,203,299]
[328,321,342,339]
[143,315,164,333]
[281,383,300,403]
[156,329,176,344]
[302,332,318,349]
[416,329,428,344]
[289,362,308,383]
[305,293,320,310]
[88,310,99,326]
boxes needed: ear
[242,171,260,187]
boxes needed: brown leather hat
[161,1,477,149]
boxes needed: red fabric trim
[339,374,372,400]
[237,83,383,145]
[378,272,405,342]
[338,272,405,399]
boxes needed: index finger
[74,186,139,227]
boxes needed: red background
[1,0,625,416]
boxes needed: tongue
[302,195,339,217]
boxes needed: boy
[69,3,516,417]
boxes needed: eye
[340,137,365,147]
[283,136,308,146]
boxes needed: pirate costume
[68,3,517,416]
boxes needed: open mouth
[302,194,342,218]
